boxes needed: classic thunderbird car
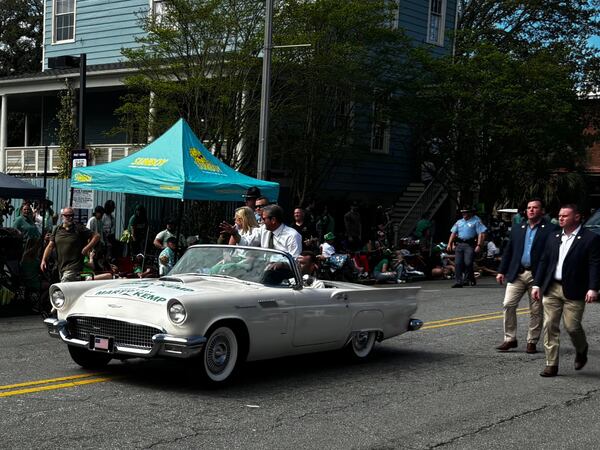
[45,245,422,384]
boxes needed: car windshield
[585,210,600,229]
[169,245,299,286]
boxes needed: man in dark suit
[495,199,557,353]
[532,204,600,377]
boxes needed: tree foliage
[56,83,77,178]
[117,0,418,204]
[118,0,264,167]
[409,0,600,210]
[0,0,43,76]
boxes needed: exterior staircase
[390,177,449,246]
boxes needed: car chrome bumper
[43,318,206,359]
[408,318,423,331]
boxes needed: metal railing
[3,144,142,175]
[394,174,449,245]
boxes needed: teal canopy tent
[71,119,279,201]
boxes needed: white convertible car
[45,245,422,384]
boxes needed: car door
[291,288,351,346]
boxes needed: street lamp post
[256,0,273,181]
[78,53,86,152]
[48,53,87,206]
[256,2,310,181]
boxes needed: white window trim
[426,0,446,47]
[52,0,77,44]
[370,102,391,154]
[150,0,165,21]
[392,1,400,31]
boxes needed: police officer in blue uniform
[447,206,487,288]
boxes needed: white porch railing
[3,144,142,175]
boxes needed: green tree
[55,83,77,178]
[0,0,43,76]
[409,0,600,210]
[118,0,264,168]
[117,0,423,205]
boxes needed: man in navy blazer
[496,199,557,353]
[532,204,600,377]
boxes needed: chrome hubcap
[206,335,230,374]
[354,332,369,350]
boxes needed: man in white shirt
[532,204,600,377]
[86,206,105,245]
[260,205,302,258]
[154,218,186,250]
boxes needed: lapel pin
[556,234,560,237]
[541,225,545,228]
[577,236,581,240]
[521,225,525,228]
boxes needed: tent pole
[175,200,184,261]
[141,225,150,273]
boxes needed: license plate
[89,335,114,352]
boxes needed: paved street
[2,278,600,449]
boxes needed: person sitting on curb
[373,249,399,283]
[318,232,336,261]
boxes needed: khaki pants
[502,270,542,344]
[542,282,587,366]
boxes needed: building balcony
[3,144,142,175]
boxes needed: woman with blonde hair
[228,206,260,247]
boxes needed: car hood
[82,276,259,303]
[58,277,261,330]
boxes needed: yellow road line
[425,308,529,326]
[0,373,103,391]
[0,376,114,398]
[423,311,529,330]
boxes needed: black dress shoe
[575,346,588,370]
[451,283,463,288]
[540,365,558,377]
[496,340,518,352]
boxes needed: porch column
[0,94,7,172]
[24,114,29,147]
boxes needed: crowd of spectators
[5,188,580,315]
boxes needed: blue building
[0,0,457,235]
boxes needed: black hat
[460,205,476,213]
[243,186,261,199]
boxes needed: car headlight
[51,289,66,309]
[168,300,187,324]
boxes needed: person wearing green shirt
[373,250,398,283]
[414,215,432,239]
[13,203,41,241]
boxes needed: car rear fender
[350,310,384,336]
[333,286,419,339]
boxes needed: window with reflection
[427,0,446,46]
[54,0,75,42]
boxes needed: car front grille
[67,317,162,350]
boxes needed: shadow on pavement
[94,346,458,394]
